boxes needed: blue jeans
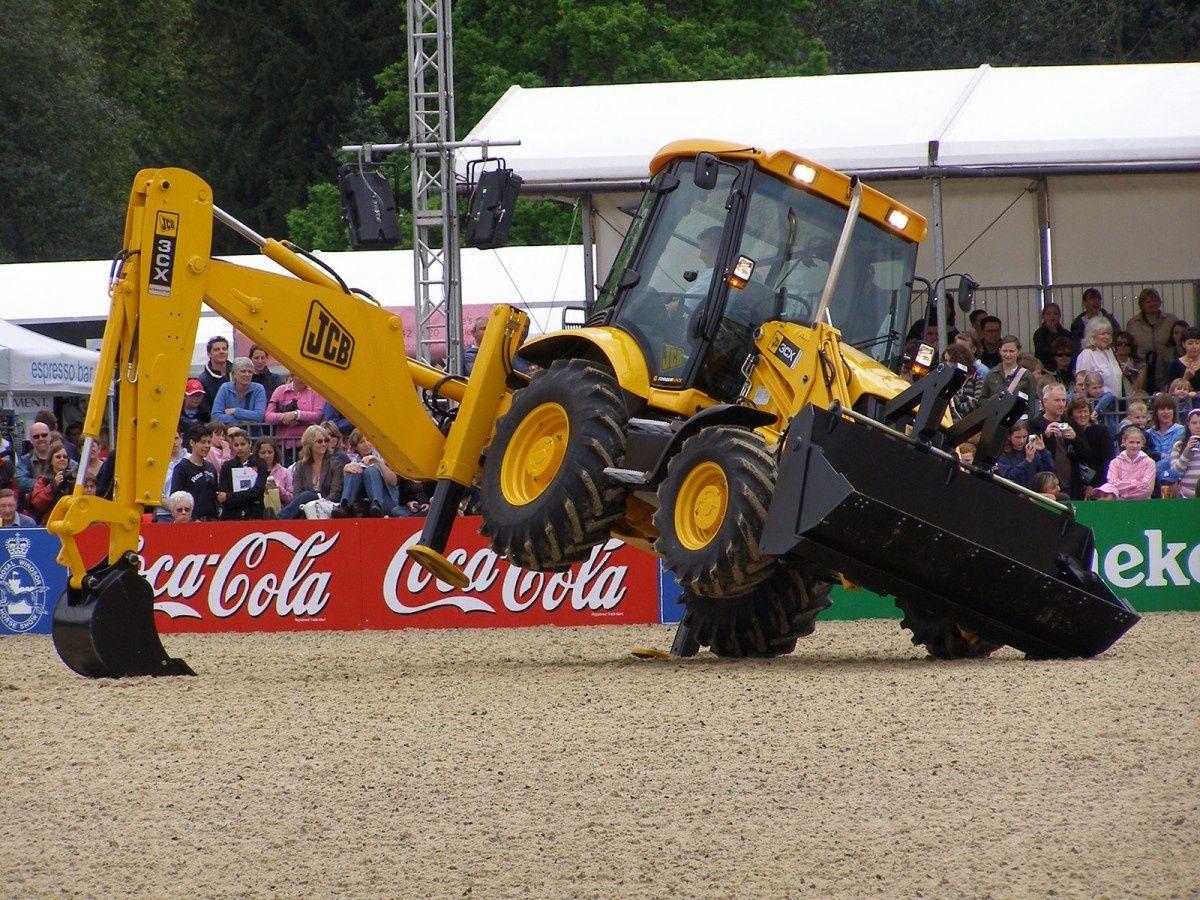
[340,467,398,509]
[278,489,318,519]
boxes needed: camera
[1027,435,1037,446]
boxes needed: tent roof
[460,63,1200,185]
[0,318,101,395]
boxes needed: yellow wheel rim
[675,461,728,551]
[500,402,570,506]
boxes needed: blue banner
[0,528,67,635]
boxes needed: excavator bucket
[761,405,1140,658]
[52,557,193,678]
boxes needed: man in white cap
[178,378,210,435]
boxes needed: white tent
[0,318,101,395]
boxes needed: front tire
[896,598,1002,660]
[680,567,832,658]
[653,426,777,598]
[479,359,627,571]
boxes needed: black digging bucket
[52,554,194,678]
[761,405,1140,659]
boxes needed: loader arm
[48,169,524,675]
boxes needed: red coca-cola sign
[76,517,659,633]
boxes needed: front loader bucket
[762,406,1140,658]
[52,556,193,678]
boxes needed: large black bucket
[52,554,194,678]
[761,406,1140,658]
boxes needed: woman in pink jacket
[1093,426,1155,500]
[265,374,327,463]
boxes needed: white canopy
[0,318,101,395]
[461,63,1200,184]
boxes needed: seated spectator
[1092,425,1154,500]
[217,428,268,521]
[332,430,398,518]
[178,378,210,433]
[212,357,267,430]
[170,424,220,521]
[1046,336,1077,388]
[1170,409,1200,498]
[1125,287,1178,393]
[1071,287,1120,347]
[942,343,982,419]
[265,373,326,463]
[1169,378,1197,421]
[249,344,282,399]
[321,421,352,465]
[994,420,1053,488]
[1065,396,1116,497]
[206,421,232,473]
[168,490,194,523]
[1028,383,1084,500]
[1113,331,1148,400]
[980,335,1039,418]
[29,441,76,524]
[955,442,977,466]
[0,487,36,527]
[253,437,293,506]
[394,479,433,517]
[153,432,187,523]
[277,425,344,520]
[1069,368,1088,400]
[1146,393,1184,496]
[1075,318,1122,399]
[1115,399,1150,436]
[1031,470,1064,502]
[1166,326,1200,394]
[1032,302,1073,370]
[1082,371,1119,437]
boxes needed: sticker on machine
[148,211,180,297]
[769,333,802,368]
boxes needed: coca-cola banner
[75,517,659,634]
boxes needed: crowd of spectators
[939,287,1200,502]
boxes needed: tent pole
[929,141,947,353]
[581,193,596,307]
[1036,177,1053,309]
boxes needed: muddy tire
[479,359,627,571]
[680,567,832,658]
[653,426,776,598]
[896,598,1003,660]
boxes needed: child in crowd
[206,420,231,472]
[1169,377,1196,421]
[1031,471,1063,502]
[995,420,1053,488]
[1093,426,1155,500]
[1083,371,1120,437]
[955,443,976,467]
[1146,393,1184,496]
[1115,399,1150,436]
[1170,409,1200,499]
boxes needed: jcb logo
[148,212,179,297]
[302,301,355,369]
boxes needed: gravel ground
[2,614,1197,899]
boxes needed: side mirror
[957,274,980,312]
[561,306,587,329]
[694,153,720,190]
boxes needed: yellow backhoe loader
[49,141,1139,677]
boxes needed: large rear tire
[896,598,1003,660]
[652,426,777,598]
[680,566,832,658]
[479,359,627,571]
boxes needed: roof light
[791,163,817,184]
[886,207,910,230]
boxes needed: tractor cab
[591,145,920,402]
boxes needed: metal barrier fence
[911,278,1200,350]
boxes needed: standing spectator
[1124,288,1179,394]
[1170,320,1192,359]
[212,357,267,430]
[253,437,293,507]
[1169,409,1200,498]
[248,345,282,399]
[0,489,36,527]
[978,316,1003,368]
[321,402,354,436]
[15,422,55,512]
[979,335,1039,417]
[968,309,988,342]
[178,378,210,433]
[64,421,83,451]
[1047,336,1077,388]
[1074,318,1122,398]
[1069,287,1120,347]
[1146,393,1184,496]
[463,316,489,375]
[1092,426,1154,500]
[35,411,79,462]
[1029,382,1084,499]
[153,431,187,523]
[29,442,76,524]
[168,491,194,523]
[206,421,232,473]
[943,344,982,419]
[265,373,326,462]
[171,425,220,521]
[1112,330,1149,401]
[953,332,989,378]
[217,428,268,521]
[277,425,344,519]
[1066,396,1116,496]
[1166,326,1200,393]
[994,420,1053,488]
[1032,303,1072,370]
[198,335,232,422]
